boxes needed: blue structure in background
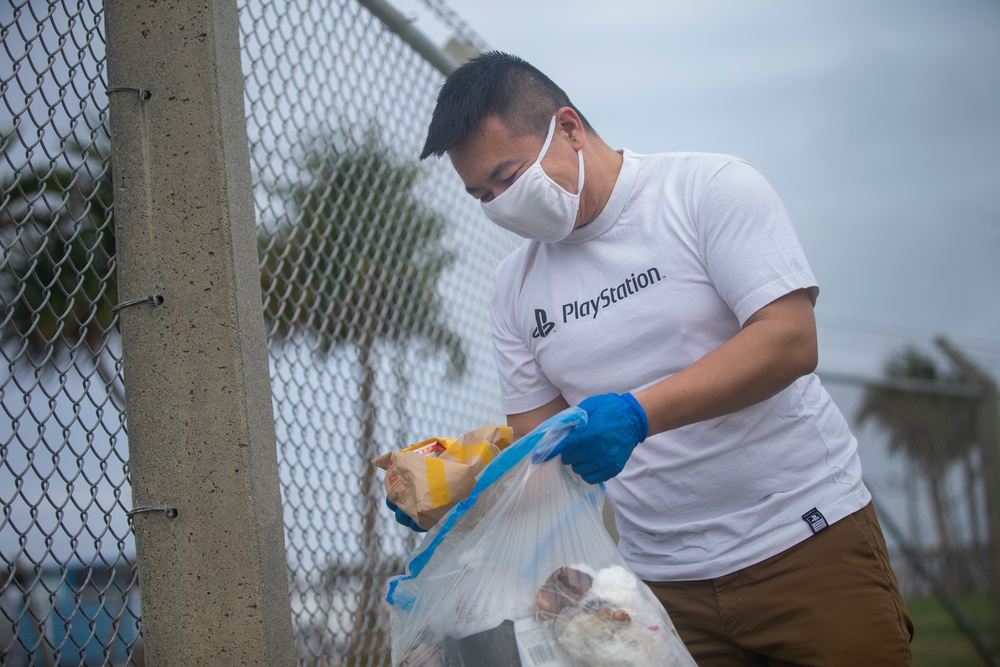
[1,561,141,666]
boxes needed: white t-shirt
[490,150,871,581]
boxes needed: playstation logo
[531,309,554,338]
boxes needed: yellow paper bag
[372,424,513,530]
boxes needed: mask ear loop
[536,115,559,164]
[540,115,586,196]
[574,147,585,195]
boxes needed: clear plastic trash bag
[385,408,698,667]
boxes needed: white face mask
[481,116,585,243]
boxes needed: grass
[907,593,997,666]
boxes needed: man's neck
[579,138,625,226]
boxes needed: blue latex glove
[385,498,427,533]
[551,393,649,484]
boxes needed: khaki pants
[645,503,914,666]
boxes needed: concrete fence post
[104,0,296,664]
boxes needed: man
[407,51,913,666]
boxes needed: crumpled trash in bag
[385,408,697,667]
[534,565,678,666]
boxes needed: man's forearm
[634,289,818,436]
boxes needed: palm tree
[259,128,465,661]
[0,130,121,407]
[857,347,976,551]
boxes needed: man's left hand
[550,392,649,484]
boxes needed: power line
[817,313,998,351]
[815,313,1000,377]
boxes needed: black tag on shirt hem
[802,507,829,534]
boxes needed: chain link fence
[826,372,989,583]
[2,0,998,666]
[238,0,519,663]
[1,0,141,665]
[820,361,999,664]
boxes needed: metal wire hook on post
[112,294,165,313]
[107,86,153,101]
[127,505,179,523]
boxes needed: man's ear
[555,106,587,150]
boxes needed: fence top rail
[354,0,462,76]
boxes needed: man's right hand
[386,498,427,532]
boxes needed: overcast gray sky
[406,0,1000,379]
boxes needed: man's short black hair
[420,51,592,160]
